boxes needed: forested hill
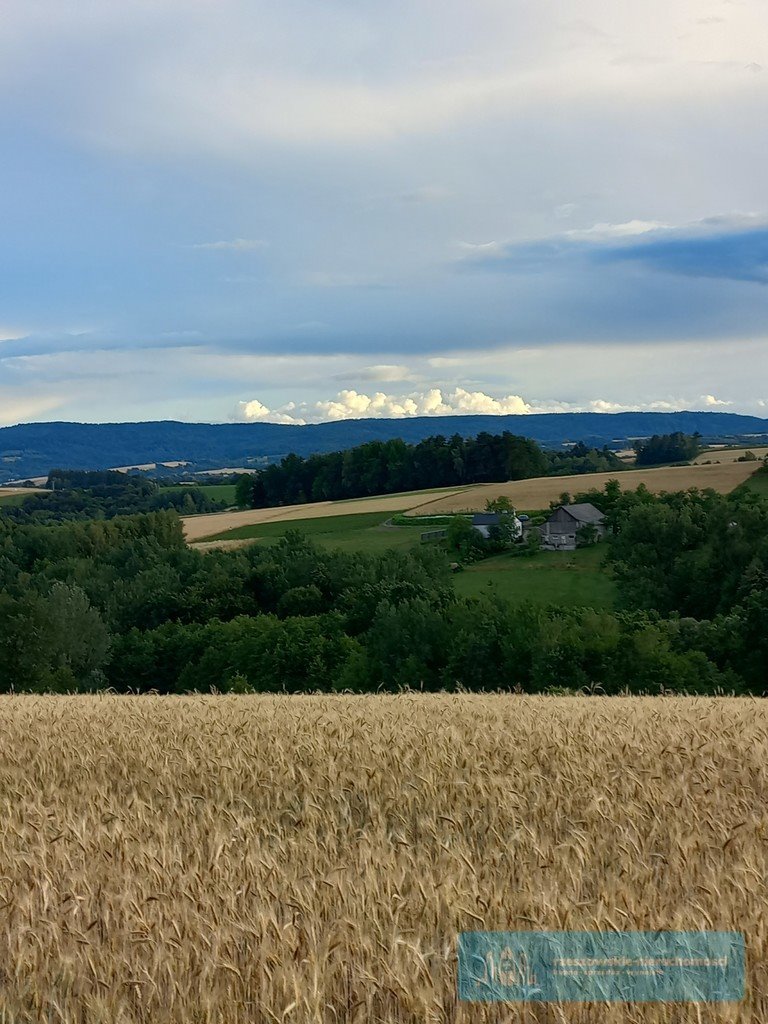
[2,410,768,482]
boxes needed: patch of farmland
[694,446,768,464]
[195,510,433,553]
[182,486,467,542]
[0,487,46,507]
[162,482,238,504]
[406,461,762,515]
[1,694,767,1021]
[187,537,257,552]
[742,467,768,498]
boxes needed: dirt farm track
[181,461,761,542]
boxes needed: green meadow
[453,544,617,609]
[163,483,239,504]
[204,511,424,553]
[742,467,768,499]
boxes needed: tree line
[235,433,625,508]
[634,431,701,466]
[1,470,231,525]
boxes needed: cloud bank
[234,388,732,426]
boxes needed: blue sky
[1,0,767,425]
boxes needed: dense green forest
[236,433,626,508]
[3,470,234,525]
[634,431,701,466]
[1,478,767,694]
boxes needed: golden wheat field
[406,461,760,516]
[2,694,767,1024]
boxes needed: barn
[540,503,606,551]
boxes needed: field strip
[694,446,768,464]
[182,487,467,541]
[188,538,259,552]
[406,461,761,515]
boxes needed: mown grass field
[742,467,768,499]
[207,510,427,553]
[162,482,239,504]
[454,543,617,608]
[1,694,765,1023]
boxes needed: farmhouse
[540,503,606,550]
[471,512,523,540]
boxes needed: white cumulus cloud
[235,399,306,425]
[235,387,533,424]
[311,387,534,421]
[443,388,531,415]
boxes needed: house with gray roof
[540,503,606,550]
[471,511,522,540]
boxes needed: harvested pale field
[0,487,33,498]
[195,467,259,476]
[695,446,768,464]
[407,461,761,515]
[182,487,467,542]
[188,537,257,552]
[1,476,49,487]
[0,693,765,1022]
[0,486,47,505]
[614,448,636,462]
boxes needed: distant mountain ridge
[2,411,768,483]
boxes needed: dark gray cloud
[461,217,768,285]
[601,225,768,284]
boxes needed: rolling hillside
[3,410,768,482]
[184,459,761,543]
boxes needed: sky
[1,0,767,427]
